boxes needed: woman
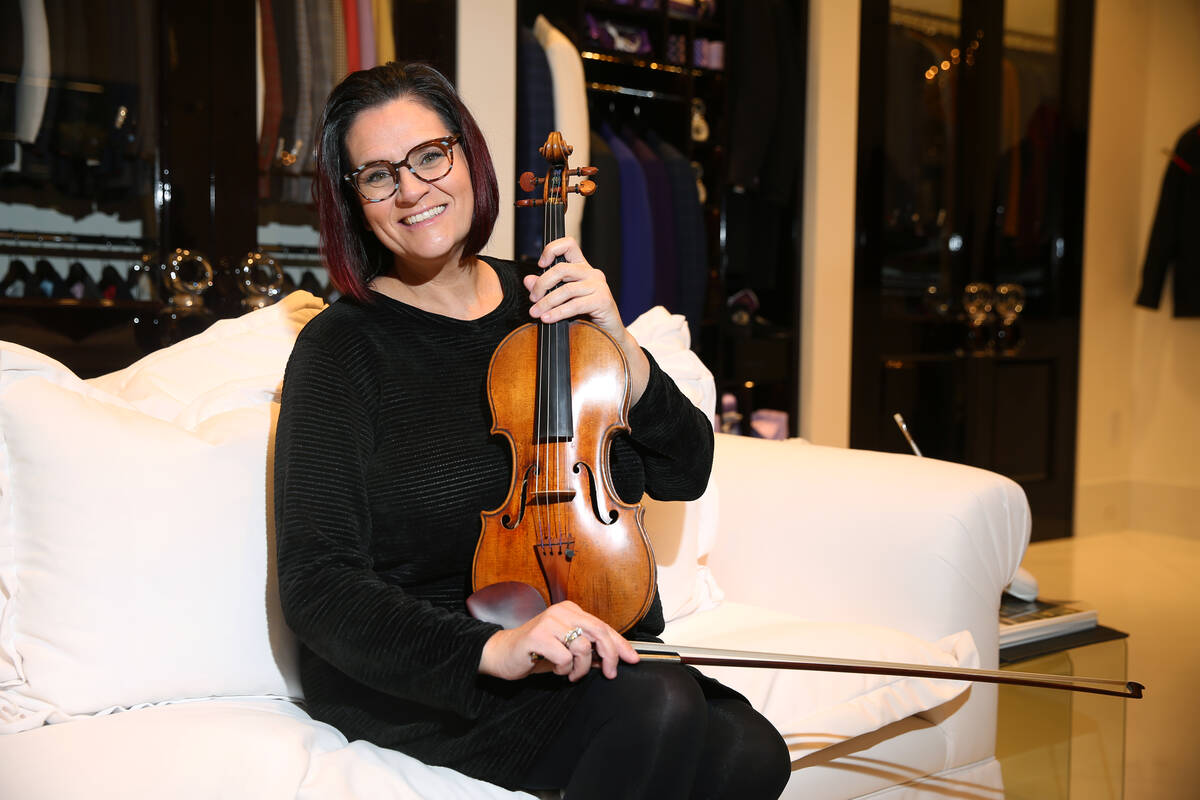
[274,62,790,799]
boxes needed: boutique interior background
[2,0,1198,796]
[804,1,1200,797]
[482,0,1200,795]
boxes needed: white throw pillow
[663,601,977,757]
[627,306,723,621]
[88,291,324,424]
[627,305,716,424]
[0,294,324,732]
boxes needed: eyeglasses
[343,134,460,203]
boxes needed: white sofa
[0,293,1030,799]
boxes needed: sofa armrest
[704,434,1031,668]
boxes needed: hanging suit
[1137,122,1200,317]
[515,25,555,263]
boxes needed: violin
[466,132,1144,702]
[469,132,657,634]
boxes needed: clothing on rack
[515,25,556,264]
[1,259,34,298]
[343,0,360,73]
[258,0,284,198]
[533,14,589,243]
[0,1,22,169]
[255,0,397,204]
[0,228,164,304]
[2,0,155,220]
[11,0,50,164]
[283,0,314,205]
[882,24,956,248]
[726,0,803,204]
[66,261,99,299]
[996,47,1062,256]
[272,0,301,201]
[372,0,394,65]
[649,131,707,345]
[32,257,67,298]
[723,0,803,297]
[580,130,623,309]
[97,264,132,301]
[1137,122,1200,317]
[331,0,348,82]
[622,126,678,313]
[600,121,654,321]
[356,0,375,71]
[1000,58,1022,238]
[256,1,266,140]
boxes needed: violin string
[550,170,564,558]
[537,178,550,556]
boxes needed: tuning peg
[515,198,545,207]
[572,180,597,197]
[519,171,546,193]
[571,166,598,178]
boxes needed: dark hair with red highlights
[312,62,500,302]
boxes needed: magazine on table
[998,594,1099,647]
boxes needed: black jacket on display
[1137,122,1200,317]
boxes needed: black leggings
[521,662,791,800]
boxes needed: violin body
[469,130,657,634]
[474,318,656,634]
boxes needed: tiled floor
[1018,530,1200,799]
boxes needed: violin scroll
[514,131,599,209]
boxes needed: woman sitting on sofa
[272,62,790,800]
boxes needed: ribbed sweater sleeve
[625,349,714,503]
[274,328,502,720]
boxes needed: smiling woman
[312,64,499,305]
[344,98,479,299]
[273,61,790,800]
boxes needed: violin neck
[536,320,572,439]
[535,163,573,441]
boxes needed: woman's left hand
[526,237,650,403]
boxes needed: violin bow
[467,581,1144,699]
[632,641,1144,700]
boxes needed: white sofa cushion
[0,294,324,732]
[662,601,976,758]
[0,294,722,733]
[0,698,533,800]
[642,480,724,622]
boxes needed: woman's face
[344,96,474,275]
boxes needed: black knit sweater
[273,257,714,789]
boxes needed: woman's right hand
[478,600,639,682]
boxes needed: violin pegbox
[516,131,598,208]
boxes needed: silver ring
[561,626,584,647]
